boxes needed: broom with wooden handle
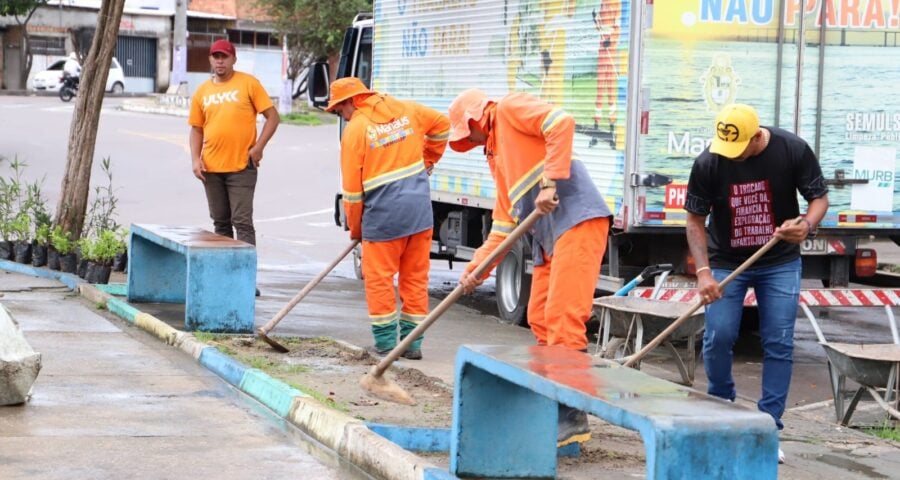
[258,240,361,352]
[360,209,545,405]
[621,217,803,368]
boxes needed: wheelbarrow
[804,302,900,426]
[592,264,705,386]
[594,296,705,385]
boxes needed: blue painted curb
[240,369,305,418]
[106,297,140,323]
[367,422,581,457]
[367,424,450,453]
[0,259,82,289]
[198,347,247,388]
[96,282,127,296]
[0,261,451,480]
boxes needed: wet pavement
[0,271,370,480]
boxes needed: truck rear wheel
[496,239,531,326]
[352,244,363,280]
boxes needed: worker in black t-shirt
[684,104,829,464]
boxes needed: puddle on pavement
[801,453,889,478]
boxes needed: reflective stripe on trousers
[362,228,432,350]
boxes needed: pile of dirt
[203,335,453,427]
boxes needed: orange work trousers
[528,217,609,350]
[361,228,432,346]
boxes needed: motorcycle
[59,74,79,102]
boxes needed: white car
[31,57,126,93]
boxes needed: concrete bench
[451,345,778,479]
[126,224,256,333]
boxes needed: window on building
[30,36,66,56]
[226,29,280,49]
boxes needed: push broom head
[256,328,289,353]
[359,365,417,406]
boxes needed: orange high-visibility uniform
[340,92,449,351]
[462,92,612,350]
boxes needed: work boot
[371,320,398,355]
[399,319,424,352]
[557,404,591,447]
[401,349,422,360]
[365,345,393,357]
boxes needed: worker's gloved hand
[535,188,559,214]
[696,269,720,305]
[459,269,484,294]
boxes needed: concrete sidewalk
[2,262,899,479]
[0,271,367,480]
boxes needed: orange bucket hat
[448,89,491,152]
[325,77,372,112]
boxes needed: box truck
[309,0,900,325]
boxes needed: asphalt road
[2,94,899,412]
[0,95,344,271]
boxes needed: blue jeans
[703,257,801,430]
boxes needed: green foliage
[256,0,372,59]
[0,156,33,241]
[280,112,330,126]
[192,331,231,343]
[34,223,50,245]
[8,212,31,242]
[28,178,51,240]
[50,225,75,255]
[91,229,125,265]
[86,157,120,237]
[864,423,900,442]
[77,236,95,261]
[0,0,47,19]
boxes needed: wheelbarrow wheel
[603,337,629,360]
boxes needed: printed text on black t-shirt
[729,179,774,248]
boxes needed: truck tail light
[855,249,877,277]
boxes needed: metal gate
[116,36,157,91]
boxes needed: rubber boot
[557,404,591,447]
[371,321,398,354]
[399,319,423,360]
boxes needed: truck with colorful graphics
[309,0,900,325]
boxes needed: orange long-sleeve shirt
[468,92,611,276]
[340,93,449,241]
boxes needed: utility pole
[168,0,187,95]
[279,35,292,114]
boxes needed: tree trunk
[18,30,32,89]
[54,0,126,239]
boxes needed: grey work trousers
[202,167,257,245]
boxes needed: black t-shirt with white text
[684,126,828,269]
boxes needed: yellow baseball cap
[710,103,760,158]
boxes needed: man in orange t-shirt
[189,39,279,267]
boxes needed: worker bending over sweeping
[326,77,450,360]
[448,89,611,446]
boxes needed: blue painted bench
[451,345,778,479]
[126,224,256,333]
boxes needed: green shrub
[35,223,50,246]
[50,226,75,255]
[8,213,31,242]
[93,229,125,266]
[77,237,96,262]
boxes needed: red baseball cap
[209,39,236,57]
